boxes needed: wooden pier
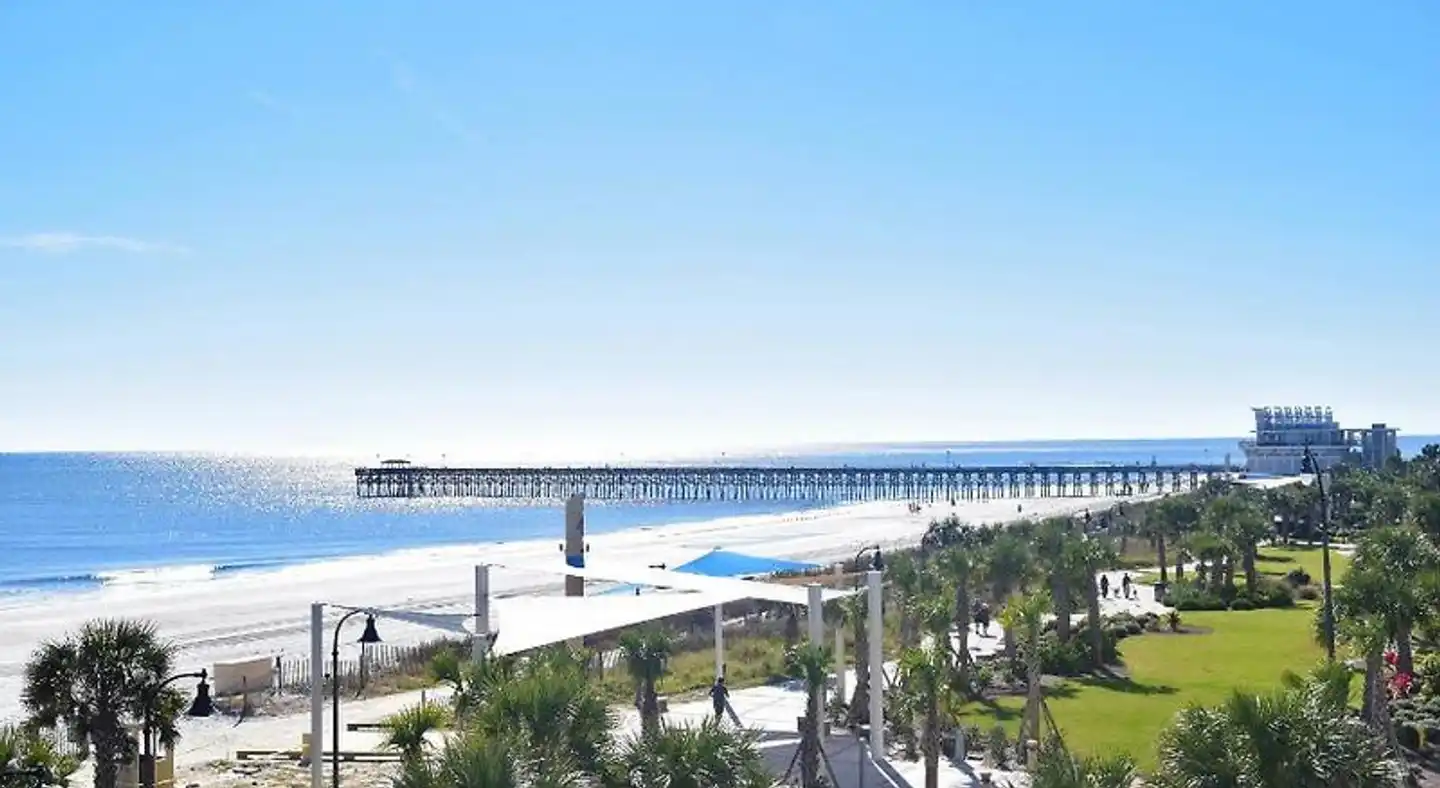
[353,464,1231,502]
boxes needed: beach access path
[0,494,1133,721]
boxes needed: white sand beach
[0,495,1130,725]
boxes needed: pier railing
[353,464,1232,502]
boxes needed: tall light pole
[1302,446,1336,662]
[853,545,883,590]
[332,612,382,788]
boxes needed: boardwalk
[353,464,1230,502]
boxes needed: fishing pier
[353,463,1230,502]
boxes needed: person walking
[1099,574,1110,599]
[710,676,730,721]
[1122,573,1132,600]
[977,602,992,636]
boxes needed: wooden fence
[274,639,467,695]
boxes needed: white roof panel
[496,559,860,607]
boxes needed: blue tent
[599,548,818,595]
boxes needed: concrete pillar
[714,603,725,679]
[564,494,585,597]
[808,584,825,725]
[867,569,884,755]
[473,565,490,661]
[309,603,324,788]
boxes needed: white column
[808,584,825,724]
[834,622,846,702]
[713,603,725,679]
[867,569,884,755]
[473,565,491,661]
[310,603,324,788]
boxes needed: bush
[1285,568,1312,587]
[1167,610,1181,632]
[1297,584,1321,601]
[1229,598,1255,611]
[986,725,1011,768]
[1417,653,1440,698]
[1396,723,1421,750]
[1165,583,1225,611]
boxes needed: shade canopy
[673,548,818,578]
[498,558,858,607]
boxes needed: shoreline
[0,494,1131,721]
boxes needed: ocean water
[2,436,1434,596]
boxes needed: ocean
[2,436,1435,597]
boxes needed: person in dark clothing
[1099,574,1110,599]
[977,602,992,636]
[710,676,730,720]
[1122,573,1132,600]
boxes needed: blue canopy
[598,548,818,595]
[672,549,818,578]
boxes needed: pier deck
[353,464,1231,502]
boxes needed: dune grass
[955,604,1325,770]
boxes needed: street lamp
[141,670,214,788]
[1301,446,1336,662]
[853,545,884,589]
[331,612,382,788]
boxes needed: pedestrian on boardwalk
[710,676,730,721]
[1100,574,1110,599]
[1122,573,1132,600]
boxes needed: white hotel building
[1241,406,1399,476]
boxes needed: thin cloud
[384,56,482,145]
[0,232,190,255]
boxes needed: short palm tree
[841,592,872,726]
[982,531,1032,663]
[784,642,831,788]
[998,590,1050,750]
[1029,743,1137,788]
[22,619,179,788]
[0,725,78,788]
[618,629,673,735]
[394,729,584,788]
[1151,667,1402,787]
[382,702,452,762]
[612,720,771,788]
[897,641,958,788]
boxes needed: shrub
[1296,584,1321,601]
[1165,583,1224,611]
[1417,653,1440,698]
[1284,568,1312,587]
[1125,621,1143,636]
[1229,598,1255,611]
[1396,723,1421,750]
[986,725,1011,768]
[1166,610,1181,632]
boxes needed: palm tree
[998,590,1050,750]
[982,531,1032,663]
[784,643,831,788]
[1347,524,1440,674]
[613,721,771,788]
[22,619,179,788]
[383,702,452,762]
[1035,518,1082,644]
[934,547,975,687]
[841,592,872,726]
[619,629,673,735]
[393,729,582,788]
[462,646,614,776]
[897,641,957,788]
[1203,492,1270,593]
[0,725,78,788]
[1077,536,1116,669]
[1150,667,1402,787]
[887,553,926,650]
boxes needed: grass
[955,604,1326,770]
[1255,544,1351,583]
[597,634,794,704]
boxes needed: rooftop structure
[1241,406,1398,475]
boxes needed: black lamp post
[141,670,213,788]
[1301,446,1336,662]
[331,612,382,788]
[853,545,884,589]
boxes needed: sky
[0,2,1436,462]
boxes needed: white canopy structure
[494,558,860,606]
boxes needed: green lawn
[956,605,1326,770]
[1255,544,1351,583]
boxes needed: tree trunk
[1086,574,1104,668]
[641,677,660,734]
[849,616,870,724]
[1175,554,1184,581]
[1023,640,1042,749]
[1242,546,1258,593]
[801,693,822,788]
[1052,579,1072,643]
[1221,556,1235,591]
[1362,648,1381,726]
[1398,623,1415,676]
[1157,534,1168,585]
[92,737,122,788]
[954,583,971,688]
[923,704,940,788]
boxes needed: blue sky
[1,2,1435,461]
